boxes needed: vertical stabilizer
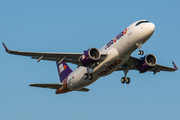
[56,62,72,83]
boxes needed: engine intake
[136,54,157,73]
[80,48,101,67]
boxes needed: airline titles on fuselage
[105,28,127,50]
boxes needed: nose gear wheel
[136,43,144,55]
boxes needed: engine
[80,48,101,67]
[136,54,157,73]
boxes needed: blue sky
[1,0,180,120]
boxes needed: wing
[117,56,178,74]
[2,43,107,65]
[29,83,64,89]
[151,62,178,74]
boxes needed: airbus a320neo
[3,20,178,94]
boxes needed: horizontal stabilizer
[29,83,64,89]
[76,88,90,92]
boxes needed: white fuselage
[67,20,155,91]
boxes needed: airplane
[2,20,178,94]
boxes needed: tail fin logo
[58,64,67,74]
[56,62,72,83]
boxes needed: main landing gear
[83,67,93,80]
[121,77,130,84]
[136,43,144,55]
[121,66,130,84]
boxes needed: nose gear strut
[136,43,144,55]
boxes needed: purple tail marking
[56,62,72,83]
[172,61,178,69]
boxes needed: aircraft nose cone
[145,22,155,38]
[149,23,155,33]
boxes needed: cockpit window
[135,20,149,26]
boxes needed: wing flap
[31,56,80,65]
[29,83,64,89]
[152,64,177,72]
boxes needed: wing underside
[2,43,106,65]
[117,56,178,74]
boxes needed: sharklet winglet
[2,42,9,52]
[172,61,178,69]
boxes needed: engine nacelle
[80,48,101,67]
[136,54,157,73]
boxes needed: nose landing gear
[138,50,144,55]
[136,43,144,55]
